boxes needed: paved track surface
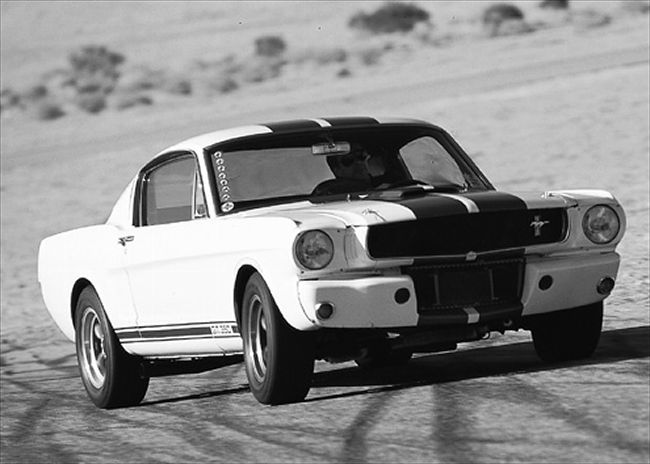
[1,327,649,463]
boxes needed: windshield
[209,126,488,213]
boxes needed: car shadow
[306,325,650,402]
[138,325,648,407]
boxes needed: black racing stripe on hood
[461,191,528,212]
[392,194,469,218]
[263,120,321,132]
[322,117,379,127]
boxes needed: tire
[242,273,314,404]
[530,302,603,363]
[355,343,413,369]
[74,287,149,408]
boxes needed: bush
[115,93,153,110]
[571,9,611,29]
[358,47,383,66]
[208,75,239,94]
[162,78,192,95]
[240,58,285,83]
[23,85,48,100]
[76,92,106,113]
[349,2,430,34]
[68,45,125,94]
[70,45,124,75]
[254,36,286,57]
[337,67,352,78]
[0,89,21,113]
[32,101,65,120]
[313,48,348,65]
[482,3,526,36]
[540,0,569,9]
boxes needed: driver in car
[313,146,387,195]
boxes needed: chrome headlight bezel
[582,204,620,244]
[294,230,334,270]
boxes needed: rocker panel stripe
[115,322,240,343]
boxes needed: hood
[230,189,572,228]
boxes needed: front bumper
[297,252,620,328]
[521,252,620,316]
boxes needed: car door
[121,152,236,354]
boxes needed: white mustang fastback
[38,117,625,407]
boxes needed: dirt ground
[1,2,649,463]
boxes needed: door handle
[118,235,134,246]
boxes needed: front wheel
[242,273,314,404]
[75,287,149,408]
[530,302,603,363]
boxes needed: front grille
[405,257,525,312]
[367,208,566,259]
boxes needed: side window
[399,136,467,187]
[143,156,205,226]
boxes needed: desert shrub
[540,0,569,9]
[0,89,21,113]
[254,35,286,57]
[240,58,285,83]
[208,75,239,94]
[349,2,430,34]
[119,67,160,92]
[23,85,48,100]
[482,3,527,36]
[337,67,352,78]
[358,47,383,66]
[76,92,106,113]
[69,45,125,94]
[313,48,348,65]
[115,93,153,110]
[163,77,192,95]
[32,101,65,120]
[571,9,611,29]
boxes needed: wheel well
[70,278,92,327]
[233,265,258,330]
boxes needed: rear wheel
[75,287,149,408]
[530,302,603,363]
[242,273,314,404]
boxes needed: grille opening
[405,257,524,313]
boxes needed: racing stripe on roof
[263,119,321,132]
[322,117,379,127]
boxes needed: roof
[155,116,433,159]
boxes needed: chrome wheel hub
[247,295,269,383]
[80,307,107,389]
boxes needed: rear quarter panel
[38,225,138,341]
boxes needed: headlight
[294,230,334,270]
[582,205,620,244]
